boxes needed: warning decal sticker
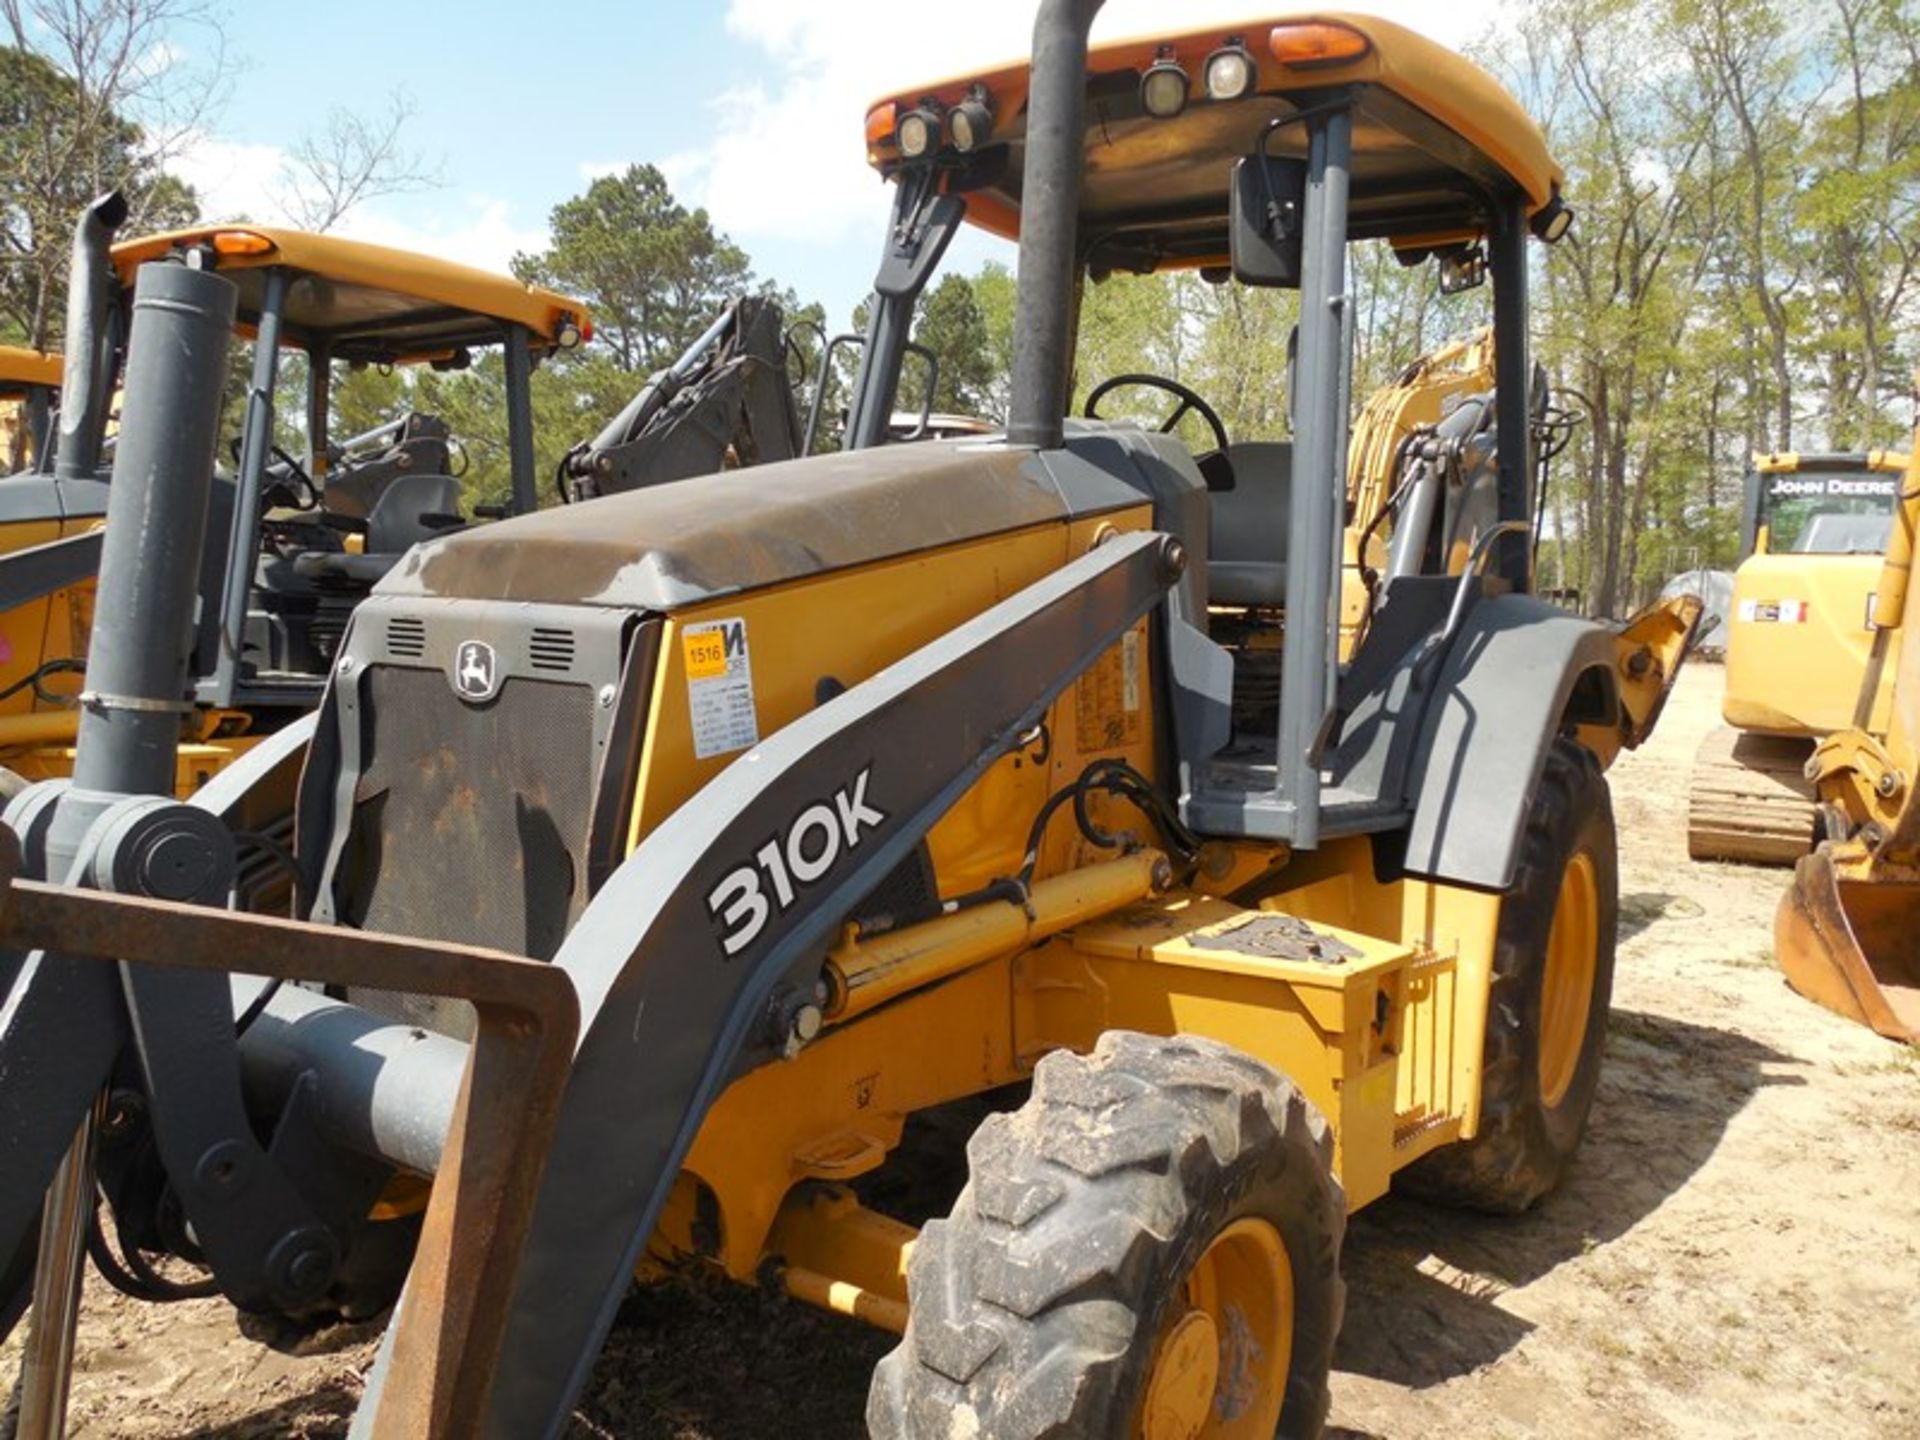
[1074,627,1145,752]
[683,617,759,760]
[1738,599,1808,624]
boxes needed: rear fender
[1402,594,1619,890]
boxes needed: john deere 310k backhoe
[0,7,1695,1437]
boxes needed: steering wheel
[266,444,322,511]
[1084,373,1231,456]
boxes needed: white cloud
[330,197,548,273]
[168,133,286,223]
[1630,154,1673,196]
[166,133,543,273]
[678,0,1507,250]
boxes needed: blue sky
[173,2,1498,331]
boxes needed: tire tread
[869,1032,1344,1439]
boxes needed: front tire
[868,1031,1345,1439]
[1401,738,1618,1213]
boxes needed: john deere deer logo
[452,639,499,702]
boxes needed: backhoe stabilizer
[1612,591,1704,750]
[1777,845,1920,1044]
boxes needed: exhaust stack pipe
[66,262,237,803]
[1005,0,1103,451]
[52,192,131,482]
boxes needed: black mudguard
[1401,592,1620,890]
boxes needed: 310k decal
[707,766,887,957]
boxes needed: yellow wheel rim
[1139,1217,1293,1440]
[1537,849,1600,1109]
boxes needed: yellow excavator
[1688,449,1907,863]
[1777,395,1920,1044]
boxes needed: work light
[1530,194,1575,243]
[1141,52,1190,119]
[950,88,995,153]
[1204,41,1256,101]
[897,105,941,160]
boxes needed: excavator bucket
[1777,846,1920,1044]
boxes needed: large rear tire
[1400,738,1618,1213]
[868,1031,1344,1440]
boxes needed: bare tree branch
[270,92,442,233]
[0,0,227,345]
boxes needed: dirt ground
[5,661,1917,1438]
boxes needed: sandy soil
[1328,663,1920,1439]
[5,662,1916,1438]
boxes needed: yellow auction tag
[683,627,729,680]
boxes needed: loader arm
[0,846,580,1434]
[0,530,104,613]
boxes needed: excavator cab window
[1753,468,1899,556]
[1742,461,1902,557]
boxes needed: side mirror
[1229,155,1307,288]
[1437,243,1487,294]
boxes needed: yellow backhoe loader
[0,8,1695,1438]
[1688,449,1908,863]
[0,203,593,796]
[1777,395,1920,1044]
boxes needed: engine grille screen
[338,666,597,962]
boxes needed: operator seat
[1208,441,1293,606]
[294,473,465,585]
[322,415,455,520]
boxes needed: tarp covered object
[1662,568,1734,656]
